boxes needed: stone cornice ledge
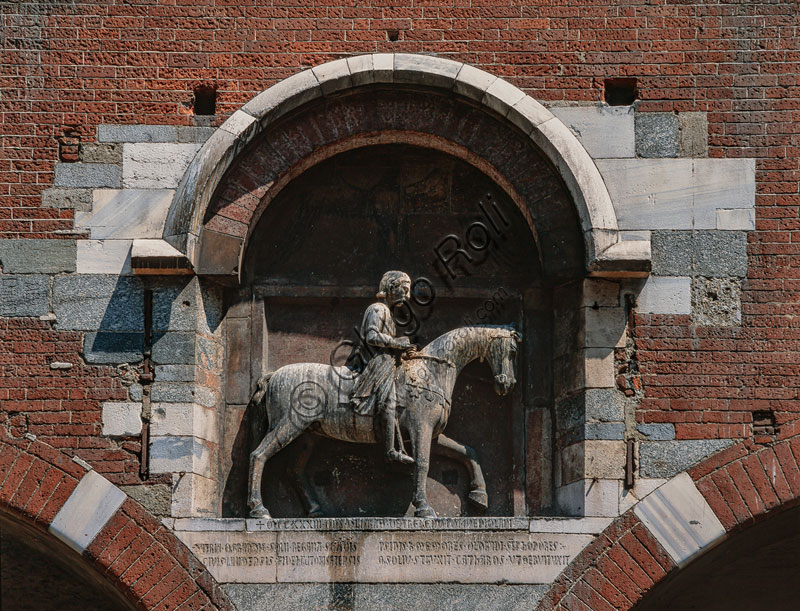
[589,237,652,278]
[131,238,193,275]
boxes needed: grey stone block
[150,382,195,403]
[636,112,678,158]
[84,332,144,363]
[119,484,171,518]
[692,277,742,326]
[152,279,199,332]
[54,163,122,188]
[98,124,178,143]
[152,331,195,364]
[550,106,635,158]
[224,583,548,611]
[0,239,76,273]
[585,422,626,440]
[53,275,144,331]
[129,383,143,401]
[0,275,50,316]
[639,439,734,478]
[651,231,694,276]
[80,143,123,164]
[585,388,625,422]
[678,112,708,157]
[176,126,217,143]
[693,230,748,277]
[154,364,195,382]
[637,423,675,441]
[41,188,93,210]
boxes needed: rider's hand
[396,336,411,349]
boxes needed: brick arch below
[163,54,648,281]
[536,432,800,610]
[0,431,233,611]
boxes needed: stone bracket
[131,239,193,275]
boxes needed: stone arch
[0,431,233,610]
[162,53,647,280]
[537,434,800,610]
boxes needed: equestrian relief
[247,271,522,519]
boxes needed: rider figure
[350,271,415,465]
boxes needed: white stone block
[634,472,726,566]
[584,307,627,348]
[692,159,755,228]
[584,348,615,388]
[77,240,133,275]
[618,478,668,514]
[453,64,498,102]
[529,517,613,534]
[482,77,526,117]
[584,440,626,479]
[101,401,142,437]
[219,110,257,137]
[49,470,127,553]
[171,472,219,517]
[149,436,213,477]
[311,57,352,96]
[557,478,619,517]
[150,402,218,441]
[637,276,691,315]
[76,189,173,239]
[550,106,635,159]
[347,54,376,87]
[583,278,620,307]
[122,143,201,189]
[717,208,756,230]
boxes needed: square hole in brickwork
[386,29,400,42]
[604,78,638,106]
[193,85,217,116]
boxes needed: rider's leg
[382,396,413,464]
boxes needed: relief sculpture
[247,271,522,519]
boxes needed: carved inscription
[176,529,591,584]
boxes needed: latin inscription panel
[176,529,591,584]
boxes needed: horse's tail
[248,371,274,427]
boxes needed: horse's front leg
[433,433,488,510]
[409,422,436,518]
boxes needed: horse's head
[487,328,521,396]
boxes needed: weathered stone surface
[171,472,218,517]
[692,277,742,326]
[678,112,708,157]
[598,158,755,230]
[393,53,461,89]
[41,187,93,210]
[152,277,221,334]
[0,275,50,316]
[53,275,144,330]
[585,388,625,422]
[226,583,548,611]
[693,230,748,277]
[550,106,635,158]
[101,401,142,436]
[556,478,619,517]
[176,529,591,584]
[651,231,693,275]
[154,364,195,382]
[152,331,196,364]
[244,517,531,532]
[76,189,173,239]
[584,307,626,348]
[584,422,625,440]
[80,142,123,164]
[76,239,133,274]
[54,163,121,188]
[637,423,676,441]
[122,143,201,189]
[717,208,755,230]
[583,348,615,389]
[176,125,217,143]
[83,332,144,363]
[639,439,735,478]
[635,112,678,158]
[119,484,172,518]
[149,436,213,477]
[151,402,217,441]
[98,124,178,143]
[0,239,76,273]
[637,276,691,315]
[582,278,620,308]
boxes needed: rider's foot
[387,449,415,465]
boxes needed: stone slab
[80,143,123,164]
[175,529,591,584]
[76,189,173,239]
[76,240,133,275]
[53,275,144,331]
[101,401,142,437]
[54,163,121,188]
[0,275,50,317]
[717,208,755,230]
[41,187,93,210]
[678,112,709,158]
[122,143,201,189]
[637,423,675,441]
[0,239,76,273]
[49,470,126,554]
[585,388,625,423]
[83,331,144,364]
[149,435,213,477]
[635,112,678,158]
[639,439,735,479]
[597,158,755,230]
[634,472,726,566]
[98,124,178,143]
[151,402,218,441]
[556,478,619,517]
[636,276,691,315]
[550,106,635,158]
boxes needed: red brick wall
[2,1,798,467]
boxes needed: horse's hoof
[249,504,271,519]
[387,450,415,465]
[414,504,437,518]
[468,489,489,510]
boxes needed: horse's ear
[511,330,522,343]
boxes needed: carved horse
[247,325,521,518]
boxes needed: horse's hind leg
[248,418,303,518]
[433,433,488,511]
[292,436,324,518]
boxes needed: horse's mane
[420,324,519,357]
